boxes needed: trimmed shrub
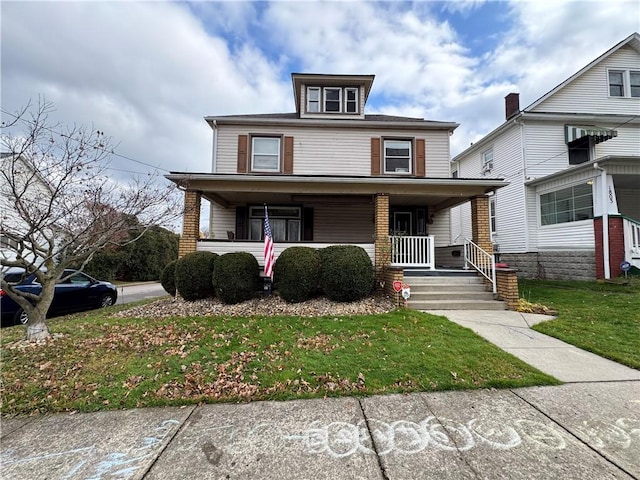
[320,245,374,302]
[175,251,218,300]
[274,247,321,303]
[160,259,178,296]
[213,252,260,304]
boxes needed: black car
[1,268,118,327]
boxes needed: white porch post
[595,163,610,279]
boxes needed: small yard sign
[393,281,402,293]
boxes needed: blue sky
[1,0,638,183]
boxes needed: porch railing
[463,238,496,293]
[623,217,640,269]
[389,235,435,269]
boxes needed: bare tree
[1,99,181,340]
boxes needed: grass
[0,305,558,416]
[521,277,640,369]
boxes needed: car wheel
[100,293,115,308]
[14,309,29,325]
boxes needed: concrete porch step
[408,299,508,310]
[409,291,496,301]
[404,276,486,286]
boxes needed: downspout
[515,118,529,251]
[211,119,218,173]
[594,162,610,279]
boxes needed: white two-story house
[451,33,640,280]
[167,73,510,297]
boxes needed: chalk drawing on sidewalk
[285,416,571,458]
[0,418,180,480]
[575,417,640,450]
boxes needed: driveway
[115,282,168,305]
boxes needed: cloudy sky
[2,0,638,186]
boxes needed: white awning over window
[565,125,618,144]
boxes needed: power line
[0,107,171,173]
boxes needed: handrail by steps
[463,238,496,294]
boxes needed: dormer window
[345,88,358,113]
[305,86,360,114]
[307,87,320,112]
[324,88,342,112]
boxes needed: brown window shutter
[237,135,248,173]
[371,137,381,175]
[415,139,426,177]
[284,136,294,174]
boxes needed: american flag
[263,205,274,280]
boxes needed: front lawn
[521,278,640,369]
[0,307,557,415]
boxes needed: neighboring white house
[0,153,55,264]
[451,32,640,280]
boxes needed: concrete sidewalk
[1,382,638,479]
[426,310,640,383]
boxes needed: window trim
[538,183,594,227]
[383,139,413,175]
[250,136,281,173]
[489,195,496,237]
[607,69,640,98]
[481,148,494,175]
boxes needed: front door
[393,212,412,236]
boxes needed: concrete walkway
[426,310,640,383]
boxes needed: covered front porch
[167,172,507,273]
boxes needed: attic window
[324,88,341,112]
[345,88,358,113]
[307,87,320,112]
[608,69,640,98]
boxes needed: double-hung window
[251,137,280,172]
[307,87,320,112]
[540,183,593,226]
[324,87,342,112]
[482,149,493,174]
[345,88,358,113]
[608,69,640,97]
[384,140,412,174]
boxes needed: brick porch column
[471,195,493,254]
[374,193,390,280]
[178,190,201,258]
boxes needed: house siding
[215,125,451,177]
[530,46,640,115]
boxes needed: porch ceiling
[166,172,508,212]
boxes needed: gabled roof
[452,32,640,162]
[526,32,640,111]
[0,152,55,194]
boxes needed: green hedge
[274,247,321,303]
[320,245,374,302]
[175,251,218,300]
[160,259,178,296]
[213,252,260,304]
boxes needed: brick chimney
[505,93,520,120]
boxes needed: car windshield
[2,271,27,284]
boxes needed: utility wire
[0,107,170,173]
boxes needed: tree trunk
[26,314,50,341]
[24,283,55,342]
